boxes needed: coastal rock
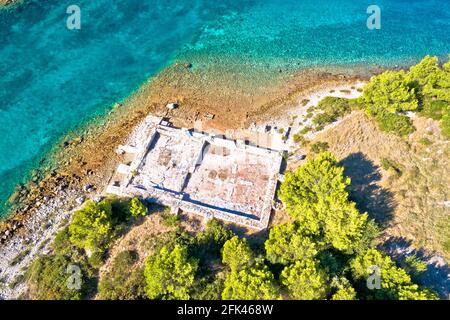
[71,137,83,146]
[83,184,95,193]
[8,191,20,204]
[166,103,178,110]
[93,196,104,203]
[76,196,85,205]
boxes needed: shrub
[374,110,415,136]
[418,138,432,146]
[293,133,309,145]
[128,197,148,219]
[193,219,235,263]
[310,141,329,154]
[190,273,225,300]
[98,250,146,300]
[381,158,403,177]
[300,126,313,134]
[441,109,450,138]
[420,100,448,120]
[311,97,354,127]
[400,255,428,281]
[26,254,86,300]
[161,208,181,227]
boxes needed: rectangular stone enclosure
[106,116,284,230]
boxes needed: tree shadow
[339,152,395,228]
[379,236,450,299]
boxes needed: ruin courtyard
[106,116,286,230]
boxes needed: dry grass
[305,111,449,261]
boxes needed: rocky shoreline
[0,61,370,299]
[0,0,21,9]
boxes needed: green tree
[360,70,419,114]
[278,152,368,252]
[330,276,357,300]
[193,219,235,263]
[68,200,113,253]
[406,55,450,102]
[280,259,329,300]
[128,197,148,219]
[265,223,319,264]
[331,287,357,300]
[144,245,198,300]
[222,236,253,271]
[222,265,280,300]
[350,249,437,300]
[374,110,415,136]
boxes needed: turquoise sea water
[0,0,449,216]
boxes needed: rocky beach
[0,60,368,298]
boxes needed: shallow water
[0,0,449,216]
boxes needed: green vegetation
[293,133,309,145]
[26,197,149,300]
[418,137,432,146]
[311,96,356,128]
[160,208,181,226]
[222,236,253,271]
[98,250,145,300]
[361,70,419,114]
[359,55,450,136]
[222,264,279,300]
[25,151,438,300]
[278,152,368,253]
[350,249,436,300]
[69,200,113,254]
[381,158,403,178]
[310,141,329,153]
[128,197,148,219]
[301,99,310,106]
[420,100,448,120]
[222,237,279,300]
[265,223,319,264]
[374,110,415,136]
[441,110,450,138]
[27,256,78,299]
[281,259,328,300]
[271,152,435,300]
[144,245,198,300]
[300,126,313,134]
